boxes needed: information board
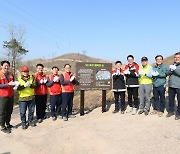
[76,62,112,90]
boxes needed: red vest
[0,70,14,97]
[48,74,62,95]
[34,72,48,95]
[61,72,74,93]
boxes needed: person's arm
[30,75,37,88]
[46,77,54,87]
[173,68,180,77]
[145,67,153,78]
[158,66,168,78]
[60,74,71,85]
[0,83,9,89]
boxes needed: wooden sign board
[76,62,112,90]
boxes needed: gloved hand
[169,64,176,71]
[24,81,31,87]
[53,76,59,82]
[116,69,120,75]
[124,70,130,74]
[152,71,159,76]
[40,79,44,84]
[70,75,75,82]
[13,81,20,90]
[44,78,47,84]
[139,70,145,76]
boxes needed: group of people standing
[0,52,180,134]
[112,52,180,121]
[0,62,76,134]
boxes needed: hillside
[23,53,112,73]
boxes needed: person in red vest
[0,61,15,134]
[124,55,139,115]
[60,64,76,121]
[47,66,62,121]
[34,63,48,123]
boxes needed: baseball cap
[21,66,29,72]
[141,56,148,61]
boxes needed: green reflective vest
[18,76,34,98]
[139,64,152,84]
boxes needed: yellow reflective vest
[139,64,153,84]
[18,76,34,98]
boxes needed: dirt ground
[0,105,180,154]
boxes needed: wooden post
[80,90,85,116]
[102,90,106,113]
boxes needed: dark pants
[153,85,165,112]
[127,87,139,108]
[19,99,35,127]
[0,96,14,128]
[35,95,47,119]
[62,92,74,117]
[114,92,125,111]
[168,87,180,115]
[50,94,62,117]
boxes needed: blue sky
[0,0,180,64]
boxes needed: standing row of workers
[112,52,180,119]
[0,62,76,133]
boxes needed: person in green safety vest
[17,66,36,130]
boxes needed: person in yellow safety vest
[138,57,153,115]
[17,66,36,130]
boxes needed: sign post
[80,90,85,116]
[76,62,112,115]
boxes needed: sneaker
[150,110,158,115]
[158,112,163,117]
[6,124,14,129]
[22,125,27,130]
[52,117,57,121]
[138,110,144,115]
[43,115,49,119]
[132,108,137,115]
[112,110,119,114]
[68,114,76,118]
[121,111,125,114]
[57,115,63,119]
[1,127,11,134]
[126,107,133,113]
[175,115,180,120]
[27,122,36,127]
[144,111,149,116]
[63,116,68,121]
[38,119,43,123]
[166,112,174,118]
